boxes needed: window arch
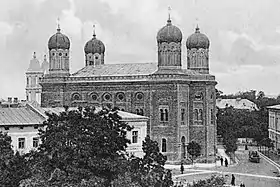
[162,138,167,152]
[72,93,81,101]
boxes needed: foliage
[26,106,133,186]
[187,141,201,164]
[0,132,31,187]
[130,136,173,187]
[189,175,226,187]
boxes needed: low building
[0,105,45,154]
[216,98,258,111]
[267,105,280,150]
[0,103,148,157]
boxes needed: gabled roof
[72,63,158,77]
[0,107,45,126]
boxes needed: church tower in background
[25,52,43,104]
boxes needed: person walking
[180,162,184,174]
[225,158,228,167]
[240,182,245,187]
[220,157,224,166]
[231,174,235,186]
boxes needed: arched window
[199,109,203,121]
[165,109,169,121]
[210,109,214,124]
[162,138,167,152]
[136,109,139,115]
[181,109,185,121]
[139,109,144,116]
[160,109,164,121]
[181,136,186,158]
[194,109,199,120]
[91,93,98,101]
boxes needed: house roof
[216,98,258,110]
[30,104,148,122]
[267,104,280,110]
[0,107,45,126]
[72,63,158,77]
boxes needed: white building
[267,105,280,151]
[216,98,258,111]
[0,103,148,157]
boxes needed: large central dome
[48,28,70,50]
[84,34,105,54]
[157,19,182,44]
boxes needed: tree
[28,106,133,186]
[0,132,31,186]
[187,141,201,164]
[130,136,173,187]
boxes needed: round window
[136,93,143,100]
[52,53,55,56]
[117,93,124,101]
[92,94,98,101]
[59,53,62,56]
[73,94,80,100]
[104,93,111,101]
[95,56,98,60]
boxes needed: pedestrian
[240,182,245,187]
[225,158,228,167]
[231,174,235,186]
[180,162,184,174]
[220,157,224,166]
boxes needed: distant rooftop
[216,98,258,111]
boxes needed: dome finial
[93,24,96,39]
[57,17,61,32]
[33,52,36,59]
[44,54,47,60]
[195,18,200,33]
[167,6,172,25]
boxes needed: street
[173,147,280,186]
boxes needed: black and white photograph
[0,0,280,186]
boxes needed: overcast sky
[1,0,280,99]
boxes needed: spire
[57,17,61,32]
[33,52,36,59]
[167,6,172,25]
[93,24,96,39]
[195,18,200,33]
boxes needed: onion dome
[186,26,210,49]
[48,26,70,50]
[84,32,105,54]
[157,18,182,43]
[27,52,41,72]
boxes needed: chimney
[8,97,12,103]
[14,97,18,103]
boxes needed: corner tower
[47,23,70,76]
[156,16,182,70]
[186,26,210,74]
[84,25,105,66]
